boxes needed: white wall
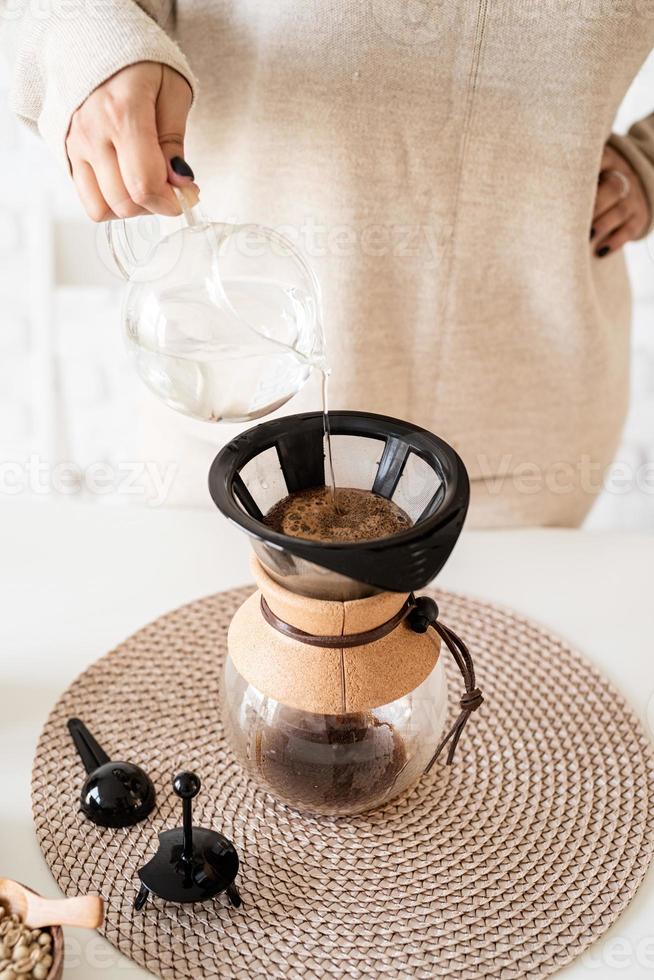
[0,51,653,523]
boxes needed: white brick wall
[0,49,653,523]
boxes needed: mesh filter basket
[208,411,469,594]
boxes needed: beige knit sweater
[3,1,654,526]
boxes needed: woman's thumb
[169,154,195,182]
[156,66,199,199]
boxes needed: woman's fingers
[590,141,651,255]
[113,103,181,216]
[597,217,643,257]
[70,160,116,223]
[591,199,631,248]
[91,143,149,219]
[592,170,626,223]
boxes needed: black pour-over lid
[208,411,469,593]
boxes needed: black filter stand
[135,772,241,911]
[209,410,470,593]
[67,718,156,828]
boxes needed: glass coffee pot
[210,411,481,816]
[106,189,325,423]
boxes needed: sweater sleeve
[0,0,198,171]
[608,112,654,238]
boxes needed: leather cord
[424,618,483,769]
[259,593,483,766]
[260,594,415,648]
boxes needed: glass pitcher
[106,189,325,423]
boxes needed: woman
[2,1,653,524]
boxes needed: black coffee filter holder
[209,411,469,593]
[135,772,241,911]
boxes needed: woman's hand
[591,144,651,257]
[66,62,199,222]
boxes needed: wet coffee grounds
[264,486,412,543]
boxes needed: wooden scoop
[0,878,103,929]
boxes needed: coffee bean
[12,942,28,962]
[0,910,55,979]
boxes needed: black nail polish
[171,156,194,180]
[596,245,610,257]
[590,227,596,240]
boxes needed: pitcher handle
[104,218,135,281]
[104,185,201,280]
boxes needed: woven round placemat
[32,588,654,979]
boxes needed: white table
[1,499,653,979]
